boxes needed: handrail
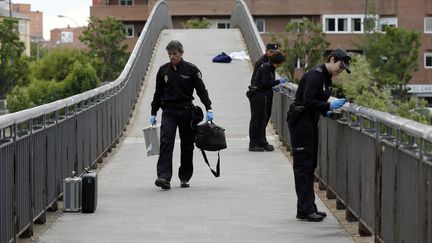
[230,0,265,64]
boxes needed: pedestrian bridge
[1,1,431,243]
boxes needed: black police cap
[331,48,352,74]
[266,43,279,51]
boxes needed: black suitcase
[82,171,98,213]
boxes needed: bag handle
[200,149,220,177]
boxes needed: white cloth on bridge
[229,51,250,61]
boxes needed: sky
[15,0,92,40]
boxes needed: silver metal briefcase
[63,174,82,212]
[143,124,160,156]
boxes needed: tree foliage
[272,18,329,82]
[63,61,100,96]
[341,54,430,124]
[363,26,421,99]
[79,16,128,82]
[30,47,87,82]
[182,18,210,29]
[0,18,30,99]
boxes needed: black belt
[161,100,192,109]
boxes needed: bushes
[6,60,100,113]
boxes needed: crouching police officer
[288,49,351,222]
[150,40,213,190]
[248,52,287,151]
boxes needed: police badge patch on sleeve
[197,71,202,80]
[164,74,168,83]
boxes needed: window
[325,18,335,32]
[119,0,133,6]
[18,20,26,34]
[425,17,432,33]
[290,18,305,32]
[425,52,432,68]
[123,24,134,38]
[352,18,362,32]
[379,17,397,32]
[216,21,230,29]
[255,19,265,33]
[323,15,364,33]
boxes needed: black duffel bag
[195,121,227,177]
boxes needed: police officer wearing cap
[288,48,351,222]
[248,52,288,152]
[150,40,213,190]
[247,43,282,151]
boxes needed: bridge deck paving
[36,29,354,243]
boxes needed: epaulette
[160,62,170,68]
[314,66,323,73]
[185,61,198,69]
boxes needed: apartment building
[12,3,43,40]
[90,0,432,98]
[0,0,31,56]
[44,26,87,50]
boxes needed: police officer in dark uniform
[251,43,279,81]
[288,49,351,221]
[248,52,287,151]
[150,40,213,190]
[248,43,280,151]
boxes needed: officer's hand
[326,111,333,118]
[330,98,347,110]
[150,115,157,125]
[278,78,288,84]
[272,86,280,92]
[206,110,214,122]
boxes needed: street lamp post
[57,14,79,27]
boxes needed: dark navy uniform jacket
[151,59,212,115]
[251,54,269,83]
[251,62,280,95]
[294,64,332,122]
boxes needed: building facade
[12,3,43,40]
[44,26,87,50]
[0,0,31,56]
[90,0,432,93]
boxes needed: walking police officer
[150,40,213,190]
[248,52,287,151]
[288,49,351,221]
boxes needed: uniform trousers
[157,106,194,182]
[288,114,319,214]
[248,91,272,147]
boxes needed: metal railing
[273,85,432,243]
[0,1,172,242]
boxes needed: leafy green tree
[63,61,100,96]
[79,16,128,82]
[272,18,329,82]
[6,79,65,112]
[341,55,393,112]
[182,18,210,29]
[363,26,421,99]
[393,98,430,124]
[30,47,86,82]
[0,18,30,99]
[341,54,430,124]
[5,86,33,112]
[30,41,48,60]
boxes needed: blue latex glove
[278,78,288,84]
[150,115,157,125]
[206,111,214,122]
[272,86,280,92]
[326,111,333,118]
[329,98,347,110]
